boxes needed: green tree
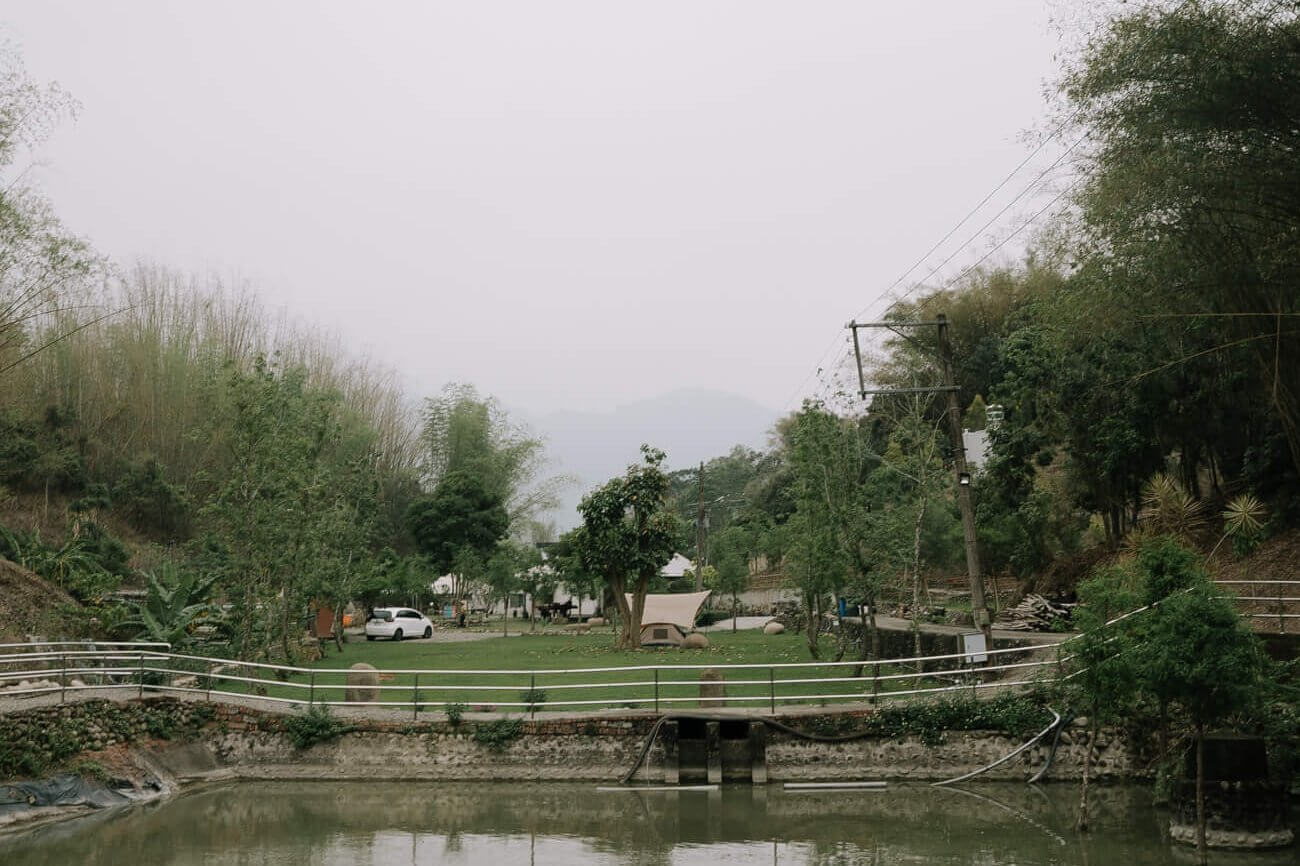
[111,457,191,539]
[405,470,509,582]
[703,525,750,631]
[1060,0,1300,506]
[1069,564,1142,832]
[484,540,543,636]
[199,357,349,662]
[1135,584,1264,860]
[786,402,891,662]
[0,43,102,377]
[783,486,844,659]
[551,528,604,616]
[574,446,679,650]
[420,383,568,527]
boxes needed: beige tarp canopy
[626,591,712,629]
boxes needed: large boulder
[681,632,710,650]
[345,663,379,703]
[763,621,785,635]
[586,617,607,627]
[699,668,727,708]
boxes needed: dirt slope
[0,558,79,642]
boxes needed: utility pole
[695,461,706,591]
[936,314,992,646]
[846,315,993,647]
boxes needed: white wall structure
[660,552,695,579]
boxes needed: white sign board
[962,632,988,665]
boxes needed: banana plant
[121,562,222,648]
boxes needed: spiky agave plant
[1220,494,1268,558]
[1136,473,1206,542]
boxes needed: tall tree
[0,43,102,376]
[200,357,346,662]
[420,383,568,527]
[1062,0,1300,486]
[574,446,679,650]
[405,470,509,586]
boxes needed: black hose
[620,708,1070,786]
[619,712,893,785]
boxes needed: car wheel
[423,626,432,639]
[393,629,403,642]
[366,635,375,641]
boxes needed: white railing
[1216,580,1300,631]
[2,581,1291,717]
[0,640,1069,717]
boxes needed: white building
[660,552,695,579]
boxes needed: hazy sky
[4,1,1071,416]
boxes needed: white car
[364,607,434,641]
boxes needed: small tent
[627,590,711,647]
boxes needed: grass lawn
[207,626,940,713]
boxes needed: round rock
[345,662,379,703]
[763,621,785,635]
[681,632,710,649]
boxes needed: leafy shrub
[446,702,466,727]
[111,457,192,538]
[283,705,353,749]
[145,713,178,740]
[76,521,132,577]
[472,718,523,751]
[859,693,1051,747]
[520,688,547,712]
[73,759,108,781]
[694,610,727,627]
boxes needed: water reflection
[1,780,1294,865]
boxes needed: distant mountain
[533,389,780,530]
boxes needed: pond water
[2,780,1295,865]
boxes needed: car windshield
[370,611,393,621]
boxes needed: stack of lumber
[994,594,1076,631]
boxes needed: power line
[851,125,1083,326]
[862,137,1085,322]
[784,0,1205,415]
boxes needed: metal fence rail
[1215,579,1300,631]
[3,581,1292,716]
[0,640,1068,716]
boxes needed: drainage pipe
[929,708,1062,787]
[1027,710,1074,784]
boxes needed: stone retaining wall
[0,699,214,779]
[1,698,1144,790]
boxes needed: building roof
[627,591,712,629]
[659,552,695,578]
